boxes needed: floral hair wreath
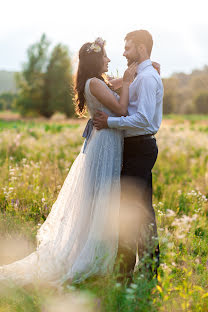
[86,37,106,53]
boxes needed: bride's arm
[90,62,137,117]
[109,78,123,90]
[90,79,129,116]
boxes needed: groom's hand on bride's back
[93,111,109,130]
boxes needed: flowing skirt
[0,127,123,287]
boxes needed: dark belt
[124,134,155,143]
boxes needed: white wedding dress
[0,78,123,287]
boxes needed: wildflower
[192,214,198,221]
[115,283,121,288]
[42,198,45,203]
[126,288,135,294]
[87,43,102,53]
[175,233,185,239]
[126,294,135,300]
[161,237,168,243]
[160,263,171,273]
[44,204,49,211]
[167,242,174,248]
[157,209,164,216]
[166,209,176,217]
[9,168,15,176]
[66,285,76,291]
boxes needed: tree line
[1,34,208,116]
[162,66,208,114]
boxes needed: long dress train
[0,79,123,287]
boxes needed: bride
[0,38,137,287]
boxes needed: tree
[0,99,6,110]
[44,44,74,118]
[162,77,178,114]
[16,34,50,116]
[15,34,74,118]
[194,92,208,114]
[0,92,17,110]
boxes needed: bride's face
[123,39,140,66]
[101,48,110,73]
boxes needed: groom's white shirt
[107,59,164,137]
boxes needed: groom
[93,30,163,281]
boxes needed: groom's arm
[108,76,157,130]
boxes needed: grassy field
[0,112,208,311]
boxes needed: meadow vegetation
[0,113,208,311]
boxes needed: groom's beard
[127,59,134,66]
[127,54,141,66]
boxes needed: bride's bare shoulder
[89,78,108,97]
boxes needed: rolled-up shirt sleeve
[107,76,157,130]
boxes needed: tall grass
[0,117,208,311]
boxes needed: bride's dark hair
[74,40,111,117]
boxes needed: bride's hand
[123,62,138,84]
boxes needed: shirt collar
[136,59,152,74]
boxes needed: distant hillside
[0,71,18,94]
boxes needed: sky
[0,0,208,78]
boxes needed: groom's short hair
[125,30,153,56]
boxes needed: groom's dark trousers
[115,134,160,279]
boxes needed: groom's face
[123,39,141,66]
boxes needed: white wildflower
[161,237,168,243]
[167,242,174,248]
[175,233,185,239]
[115,283,121,288]
[160,263,171,273]
[166,209,176,217]
[126,288,134,294]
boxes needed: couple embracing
[0,29,163,287]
